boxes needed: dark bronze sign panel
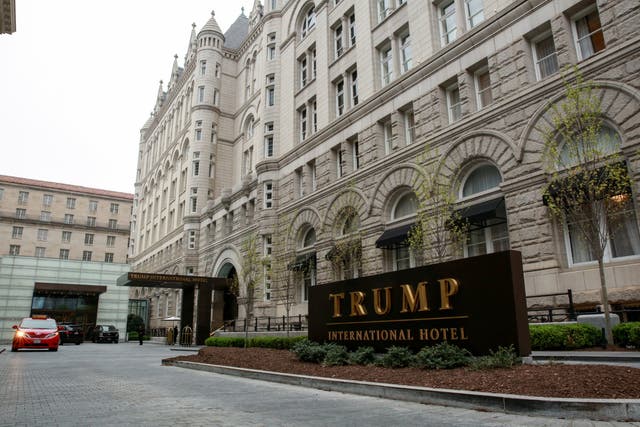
[309,250,530,356]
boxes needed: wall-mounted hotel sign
[309,250,530,356]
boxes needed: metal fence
[222,314,308,332]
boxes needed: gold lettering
[438,278,459,310]
[460,327,468,340]
[400,282,430,313]
[429,328,440,340]
[372,287,392,315]
[398,329,406,340]
[329,293,345,318]
[381,330,389,341]
[389,329,397,341]
[440,328,449,340]
[450,328,458,340]
[349,291,367,316]
[356,330,362,341]
[419,328,428,340]
[349,331,355,340]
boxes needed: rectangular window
[311,49,317,79]
[62,231,72,243]
[348,13,356,46]
[351,140,360,171]
[311,100,318,133]
[59,249,69,260]
[193,160,200,176]
[37,229,48,241]
[350,69,358,106]
[215,63,221,78]
[404,110,415,145]
[300,57,307,87]
[264,135,274,158]
[300,107,308,141]
[89,200,97,212]
[84,233,94,245]
[394,246,414,271]
[380,45,393,86]
[264,264,272,301]
[335,146,344,178]
[18,191,29,204]
[82,251,92,261]
[87,217,96,227]
[10,245,20,256]
[16,208,26,219]
[35,247,45,258]
[533,34,559,80]
[12,226,23,239]
[195,128,202,141]
[198,86,205,102]
[267,44,276,60]
[465,0,484,28]
[42,194,53,207]
[336,79,345,116]
[296,168,304,198]
[200,60,207,76]
[104,253,114,263]
[67,197,76,209]
[447,84,462,122]
[474,67,492,108]
[378,0,391,22]
[574,8,605,60]
[264,182,273,209]
[190,188,198,213]
[308,160,317,192]
[263,234,273,256]
[383,120,393,154]
[110,203,119,214]
[40,211,51,221]
[439,0,457,46]
[267,86,275,106]
[108,219,117,229]
[334,24,343,58]
[107,235,116,246]
[400,32,412,73]
[188,230,197,249]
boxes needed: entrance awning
[375,223,415,249]
[453,197,505,229]
[288,253,316,271]
[116,272,230,291]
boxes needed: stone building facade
[131,0,640,332]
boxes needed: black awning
[543,161,631,207]
[375,223,415,249]
[288,252,316,271]
[450,197,505,230]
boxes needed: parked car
[91,325,119,343]
[12,315,59,352]
[58,324,83,345]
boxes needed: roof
[223,13,249,50]
[0,175,134,200]
[200,11,223,35]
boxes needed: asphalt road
[0,342,636,427]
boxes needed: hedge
[204,335,306,349]
[612,322,640,347]
[529,323,602,350]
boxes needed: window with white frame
[215,63,221,78]
[299,56,308,88]
[461,163,502,198]
[192,151,200,176]
[62,231,72,243]
[380,44,393,86]
[392,191,418,220]
[59,249,69,259]
[264,135,274,158]
[37,229,48,241]
[105,253,114,263]
[12,226,23,239]
[110,203,119,214]
[83,251,92,261]
[18,191,28,204]
[10,245,20,255]
[573,6,605,60]
[299,106,308,141]
[383,119,393,154]
[107,235,116,246]
[263,234,273,256]
[400,31,412,73]
[190,187,197,213]
[264,263,272,301]
[335,146,344,178]
[335,79,345,116]
[198,86,205,102]
[88,200,97,212]
[311,100,318,133]
[351,139,360,171]
[16,208,26,219]
[465,0,484,28]
[446,83,462,123]
[311,49,317,79]
[188,230,197,249]
[264,182,273,208]
[301,7,316,38]
[66,197,76,209]
[267,44,276,60]
[296,168,304,198]
[348,13,356,46]
[42,194,53,207]
[378,0,392,22]
[35,247,45,258]
[474,67,492,109]
[558,126,619,168]
[267,86,275,106]
[533,32,559,80]
[40,211,51,221]
[213,89,219,105]
[245,116,255,138]
[64,214,74,224]
[200,60,206,76]
[403,109,415,145]
[308,160,317,192]
[350,69,359,106]
[439,0,457,45]
[108,219,117,229]
[84,233,94,245]
[334,23,343,58]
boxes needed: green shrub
[414,342,472,369]
[291,339,328,363]
[529,323,601,350]
[377,346,415,368]
[348,346,376,366]
[204,337,246,347]
[322,343,349,366]
[204,336,306,349]
[127,332,149,341]
[469,345,520,370]
[613,322,640,347]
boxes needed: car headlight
[16,330,25,338]
[45,332,58,339]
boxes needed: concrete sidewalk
[531,350,640,365]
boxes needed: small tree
[408,154,467,265]
[270,212,299,336]
[542,68,633,344]
[326,184,364,280]
[239,233,263,346]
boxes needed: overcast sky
[0,1,254,194]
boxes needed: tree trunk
[597,258,613,345]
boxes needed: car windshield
[101,325,117,331]
[21,319,56,329]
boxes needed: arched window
[301,6,316,39]
[301,227,316,249]
[461,164,502,198]
[340,209,360,236]
[245,116,255,138]
[392,192,418,220]
[558,125,620,168]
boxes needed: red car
[11,316,59,352]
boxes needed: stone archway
[218,262,238,323]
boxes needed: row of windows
[13,208,120,228]
[7,191,121,213]
[8,245,115,262]
[10,227,117,246]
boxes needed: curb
[163,359,640,421]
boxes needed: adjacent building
[0,0,16,34]
[0,175,133,342]
[130,0,640,333]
